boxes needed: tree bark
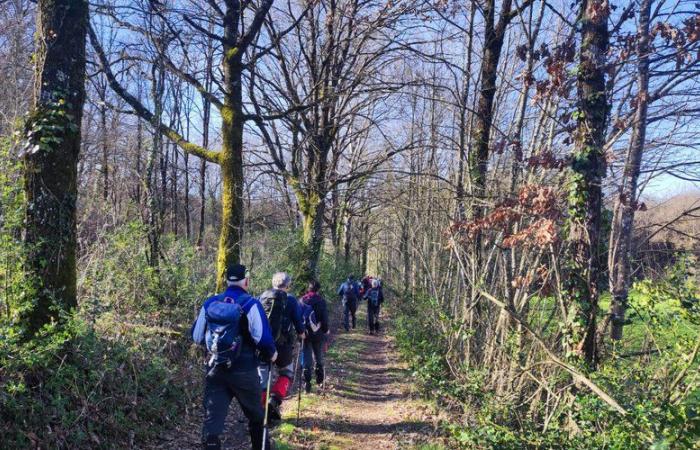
[215,7,247,289]
[21,0,87,336]
[469,0,515,218]
[608,0,650,341]
[147,51,165,269]
[565,0,609,368]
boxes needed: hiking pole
[296,336,304,426]
[262,361,273,450]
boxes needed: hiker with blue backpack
[300,280,330,393]
[191,264,277,450]
[258,272,305,422]
[364,278,384,335]
[337,274,361,332]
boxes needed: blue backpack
[204,295,253,367]
[367,289,380,307]
[301,303,322,336]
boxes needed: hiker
[337,274,360,332]
[259,272,305,422]
[191,264,277,450]
[300,280,330,393]
[364,278,384,335]
[360,275,373,296]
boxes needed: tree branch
[88,23,221,164]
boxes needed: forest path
[273,307,443,450]
[152,307,444,450]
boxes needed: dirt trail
[154,307,443,450]
[274,308,443,450]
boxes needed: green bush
[79,221,215,322]
[0,316,190,449]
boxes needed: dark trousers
[368,304,380,332]
[343,300,357,331]
[302,336,326,385]
[202,365,270,450]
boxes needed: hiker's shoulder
[202,293,223,308]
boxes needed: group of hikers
[190,264,385,450]
[337,274,384,334]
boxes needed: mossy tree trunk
[565,0,609,369]
[292,145,329,284]
[90,0,274,290]
[21,0,87,336]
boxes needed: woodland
[0,0,699,448]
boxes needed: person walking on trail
[337,274,360,332]
[364,278,384,335]
[300,280,330,393]
[191,264,277,450]
[259,272,305,422]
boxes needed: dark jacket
[301,291,329,336]
[337,280,360,300]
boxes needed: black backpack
[260,289,294,345]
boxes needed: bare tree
[91,0,274,287]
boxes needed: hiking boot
[315,367,325,386]
[305,380,312,393]
[268,396,282,422]
[203,435,221,450]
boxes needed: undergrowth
[391,261,700,449]
[0,213,357,448]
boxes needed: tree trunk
[456,0,476,219]
[197,36,213,248]
[147,54,165,269]
[216,34,245,289]
[21,0,87,336]
[100,103,109,201]
[609,0,650,341]
[343,212,352,265]
[296,188,326,282]
[184,113,191,241]
[565,0,609,368]
[468,0,513,218]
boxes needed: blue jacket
[191,285,276,370]
[337,280,360,299]
[286,293,305,335]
